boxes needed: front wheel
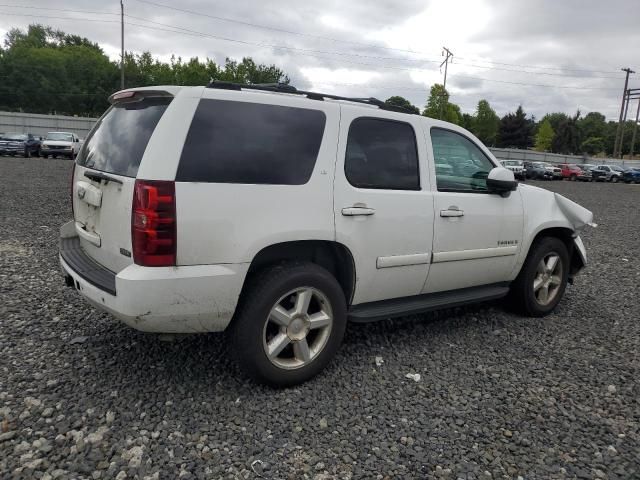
[231,262,347,387]
[24,148,31,158]
[611,176,619,183]
[510,237,569,317]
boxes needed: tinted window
[345,118,419,190]
[177,99,326,184]
[431,128,495,192]
[77,96,172,177]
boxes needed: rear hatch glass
[73,95,172,273]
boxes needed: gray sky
[1,0,638,120]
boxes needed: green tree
[460,113,475,133]
[534,119,554,151]
[497,106,534,149]
[384,96,420,114]
[0,25,291,116]
[578,112,606,140]
[540,112,570,134]
[473,99,499,146]
[422,84,461,125]
[551,111,581,154]
[580,137,604,155]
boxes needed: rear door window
[176,99,326,184]
[77,96,172,177]
[344,117,420,190]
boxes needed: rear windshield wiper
[84,171,123,185]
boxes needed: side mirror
[487,167,518,197]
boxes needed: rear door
[73,93,174,273]
[334,108,434,305]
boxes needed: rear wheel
[231,262,347,387]
[510,237,569,317]
[24,148,30,158]
[570,174,577,181]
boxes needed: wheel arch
[244,240,356,304]
[516,225,583,281]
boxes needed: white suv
[60,83,593,386]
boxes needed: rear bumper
[59,226,249,333]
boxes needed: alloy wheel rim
[533,253,563,306]
[262,287,333,370]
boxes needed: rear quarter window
[77,96,172,177]
[176,99,326,184]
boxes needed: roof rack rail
[206,80,417,115]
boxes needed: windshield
[46,133,73,142]
[502,161,520,166]
[77,96,172,177]
[4,133,27,141]
[611,165,625,172]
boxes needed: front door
[423,127,524,293]
[334,107,434,305]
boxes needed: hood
[553,193,596,231]
[42,140,72,146]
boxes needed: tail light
[132,180,176,267]
[70,163,75,216]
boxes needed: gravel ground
[1,157,639,480]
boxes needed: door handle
[342,206,376,216]
[440,207,464,218]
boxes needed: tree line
[1,25,635,156]
[386,85,636,157]
[0,25,288,117]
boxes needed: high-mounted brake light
[112,90,136,101]
[132,180,176,267]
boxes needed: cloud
[0,0,637,120]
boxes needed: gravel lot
[1,157,639,480]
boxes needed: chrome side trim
[376,253,431,269]
[432,245,518,263]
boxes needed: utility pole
[439,47,453,120]
[613,67,634,157]
[618,90,632,159]
[120,0,125,90]
[629,96,640,159]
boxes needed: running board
[348,283,510,323]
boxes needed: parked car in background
[500,160,526,180]
[577,164,596,181]
[592,165,623,182]
[622,167,640,183]
[41,132,83,159]
[542,162,563,180]
[0,133,41,157]
[524,161,553,180]
[556,163,584,181]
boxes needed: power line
[0,11,624,92]
[129,0,621,75]
[0,12,119,23]
[2,5,625,79]
[0,4,119,15]
[129,0,441,58]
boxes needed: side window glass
[430,128,495,192]
[345,118,419,190]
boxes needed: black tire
[52,154,57,159]
[24,148,30,158]
[611,176,619,183]
[230,262,347,387]
[510,237,569,317]
[570,174,577,181]
[43,154,49,159]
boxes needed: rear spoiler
[108,89,174,105]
